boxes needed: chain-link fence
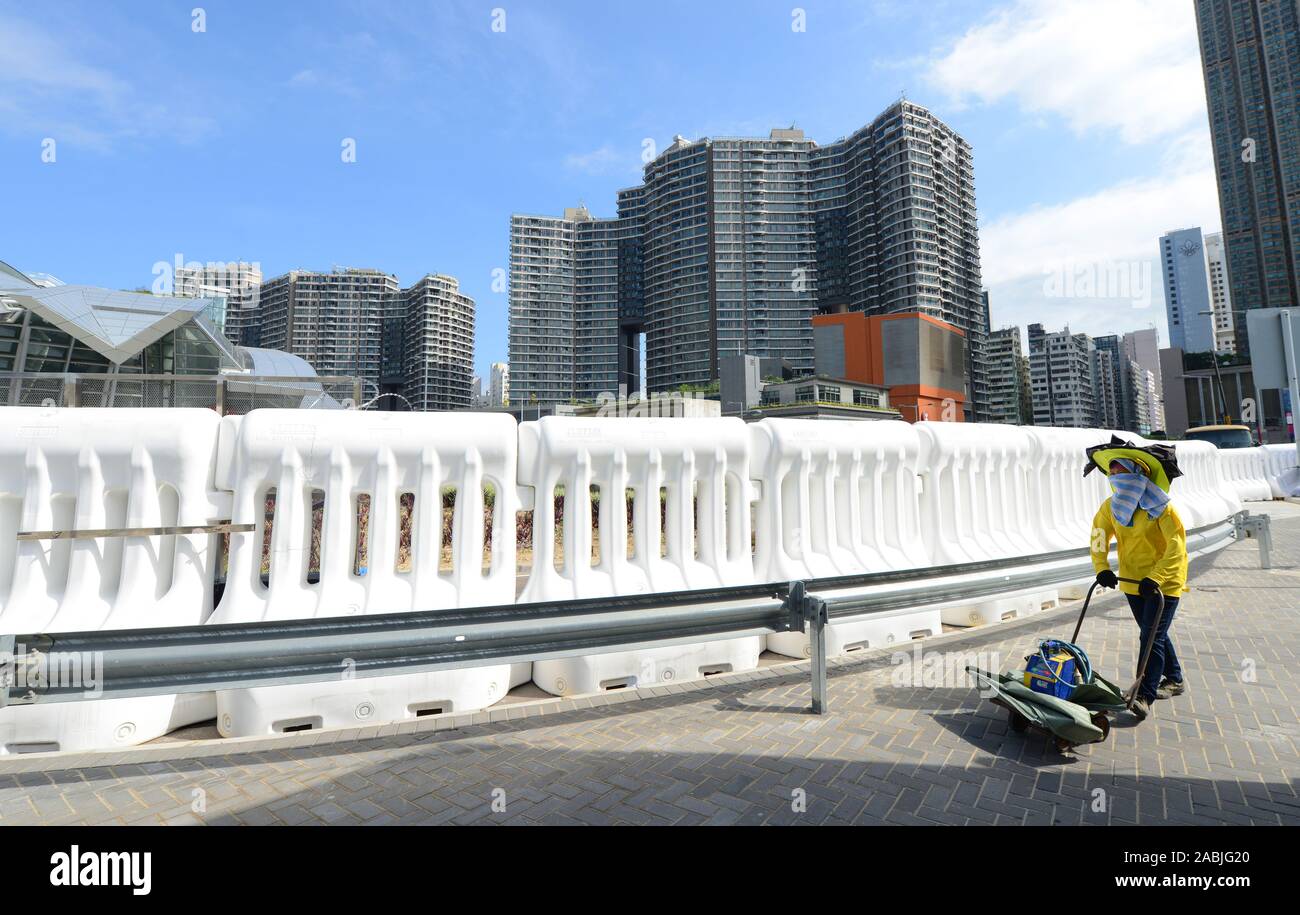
[0,373,365,414]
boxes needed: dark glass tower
[1195,0,1300,356]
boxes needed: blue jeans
[1125,592,1182,702]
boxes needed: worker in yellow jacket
[1089,451,1188,722]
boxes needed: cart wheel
[1008,708,1029,733]
[1054,736,1073,753]
[1091,712,1111,742]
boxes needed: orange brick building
[811,312,967,422]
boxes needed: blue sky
[1,0,1220,377]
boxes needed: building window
[795,386,815,403]
[854,389,880,407]
[818,385,840,403]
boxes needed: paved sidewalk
[2,506,1297,826]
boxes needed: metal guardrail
[0,519,1239,714]
[16,522,254,542]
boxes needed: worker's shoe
[1130,697,1152,721]
[1156,678,1185,700]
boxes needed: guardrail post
[1236,511,1273,569]
[0,633,14,709]
[787,581,830,715]
[809,601,829,715]
[1254,514,1272,570]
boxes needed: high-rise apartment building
[1093,334,1157,434]
[1159,228,1216,354]
[1092,343,1123,431]
[809,104,986,417]
[985,326,1029,424]
[1028,323,1096,428]
[1136,366,1160,435]
[258,267,474,410]
[1203,231,1236,354]
[403,274,475,411]
[1121,328,1165,431]
[489,362,509,407]
[1195,0,1300,355]
[258,269,399,387]
[636,129,819,389]
[508,206,640,406]
[510,101,987,414]
[173,260,263,345]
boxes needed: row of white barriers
[0,406,1291,753]
[1262,443,1300,499]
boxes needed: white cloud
[286,67,360,98]
[980,155,1220,287]
[926,0,1206,144]
[981,143,1221,344]
[0,12,216,150]
[986,269,1169,349]
[563,144,640,177]
[0,14,126,99]
[925,0,1224,344]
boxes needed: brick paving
[1,505,1297,826]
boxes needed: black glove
[1138,577,1160,599]
[1096,569,1118,589]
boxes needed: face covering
[1108,458,1170,527]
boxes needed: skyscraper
[1028,323,1096,428]
[1204,231,1236,354]
[489,362,509,407]
[257,267,474,410]
[508,206,640,406]
[632,129,819,390]
[1094,333,1159,435]
[258,268,399,387]
[1195,0,1300,355]
[510,100,986,414]
[984,327,1028,424]
[1121,328,1165,431]
[403,274,475,411]
[1159,228,1216,354]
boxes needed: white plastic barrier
[519,416,761,696]
[1020,427,1116,598]
[1160,439,1242,529]
[1217,447,1275,503]
[0,407,223,753]
[1263,443,1299,498]
[209,409,525,736]
[915,422,1060,626]
[916,422,1042,564]
[749,419,942,658]
[1025,428,1119,550]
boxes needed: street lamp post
[1198,310,1231,425]
[1281,309,1300,464]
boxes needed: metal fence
[1,373,365,414]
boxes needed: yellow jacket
[1090,499,1188,597]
